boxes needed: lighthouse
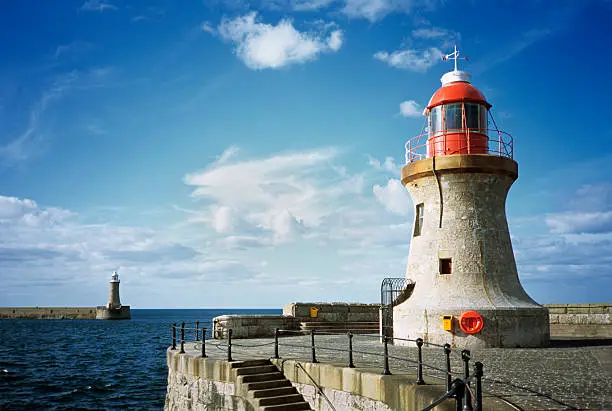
[393,46,549,349]
[107,271,122,309]
[96,271,131,320]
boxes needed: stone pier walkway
[178,334,612,410]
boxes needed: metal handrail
[404,127,514,164]
[295,362,337,411]
[170,323,484,410]
[272,328,482,410]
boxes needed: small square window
[440,258,452,275]
[414,203,424,237]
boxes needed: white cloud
[373,179,411,215]
[327,30,343,51]
[368,155,401,174]
[546,212,612,234]
[184,147,340,226]
[399,100,423,118]
[80,0,117,12]
[201,21,216,34]
[342,0,394,21]
[217,12,343,69]
[270,210,306,242]
[291,0,336,11]
[412,27,449,39]
[374,47,443,71]
[216,145,240,163]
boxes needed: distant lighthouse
[96,271,131,320]
[107,271,122,309]
[393,46,549,348]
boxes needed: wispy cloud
[217,12,343,70]
[472,29,552,75]
[291,0,335,11]
[0,68,114,168]
[399,100,423,117]
[201,21,216,34]
[53,41,93,60]
[374,47,443,71]
[0,73,77,168]
[80,0,117,12]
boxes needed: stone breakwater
[166,334,612,411]
[0,307,97,319]
[165,339,509,411]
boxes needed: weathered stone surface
[0,307,97,319]
[165,367,252,411]
[182,334,612,410]
[395,156,549,348]
[212,315,298,339]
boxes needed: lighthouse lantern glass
[445,104,462,130]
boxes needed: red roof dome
[427,81,491,110]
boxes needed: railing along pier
[169,323,485,410]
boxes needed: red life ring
[459,311,484,334]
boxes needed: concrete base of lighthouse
[95,305,131,320]
[395,154,550,349]
[393,305,549,349]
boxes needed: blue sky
[1,0,611,308]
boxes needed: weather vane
[442,45,468,72]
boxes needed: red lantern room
[405,46,513,163]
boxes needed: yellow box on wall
[442,315,453,331]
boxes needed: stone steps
[232,359,313,411]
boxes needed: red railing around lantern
[404,128,514,164]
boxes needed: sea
[0,309,280,410]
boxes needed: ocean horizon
[0,308,281,410]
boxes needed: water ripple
[0,308,278,410]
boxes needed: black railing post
[171,323,176,350]
[201,328,207,358]
[444,343,452,392]
[462,350,473,411]
[348,333,355,368]
[274,328,280,359]
[474,362,483,411]
[310,330,318,363]
[415,338,425,385]
[180,322,186,353]
[382,336,392,375]
[227,329,233,362]
[451,378,466,411]
[195,320,199,341]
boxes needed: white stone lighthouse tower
[107,271,122,309]
[393,46,549,349]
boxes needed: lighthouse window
[465,103,480,129]
[444,104,463,131]
[480,106,488,129]
[439,258,452,275]
[414,203,424,237]
[430,106,443,133]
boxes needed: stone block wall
[212,315,298,339]
[164,350,254,411]
[545,303,612,339]
[282,302,381,323]
[0,307,97,319]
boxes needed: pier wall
[0,307,96,319]
[283,302,380,322]
[165,351,253,411]
[165,347,513,411]
[213,315,297,339]
[545,303,612,339]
